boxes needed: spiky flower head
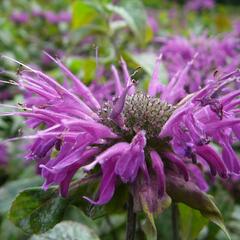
[3,53,240,213]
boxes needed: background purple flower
[161,34,240,103]
[10,11,29,24]
[185,0,215,11]
[10,9,71,25]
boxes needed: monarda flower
[185,0,215,11]
[161,34,240,103]
[3,54,240,214]
[10,11,29,24]
[10,9,71,25]
[43,11,71,24]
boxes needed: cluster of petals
[10,9,71,25]
[4,53,240,211]
[161,34,240,103]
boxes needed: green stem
[172,202,180,240]
[106,215,119,240]
[126,194,136,240]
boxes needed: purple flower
[10,9,71,25]
[58,11,71,23]
[233,21,240,36]
[43,11,59,24]
[4,54,240,213]
[185,0,215,11]
[10,11,29,24]
[147,13,159,34]
[41,49,64,65]
[161,34,240,103]
[42,11,71,24]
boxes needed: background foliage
[0,0,240,239]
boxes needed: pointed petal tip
[83,196,102,205]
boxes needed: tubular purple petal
[84,158,116,205]
[120,57,131,86]
[188,164,209,191]
[196,145,227,177]
[150,150,166,197]
[84,142,129,171]
[110,84,132,122]
[111,64,123,96]
[148,54,163,97]
[62,119,118,139]
[164,152,189,181]
[115,131,146,182]
[43,53,100,110]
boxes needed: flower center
[123,92,175,138]
[99,91,175,140]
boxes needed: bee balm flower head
[3,53,240,213]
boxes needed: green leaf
[63,205,98,232]
[95,214,125,237]
[145,25,154,44]
[225,206,240,240]
[202,195,231,240]
[140,191,157,240]
[142,217,157,240]
[179,203,208,240]
[166,174,231,240]
[9,187,69,234]
[30,221,100,240]
[141,193,171,240]
[72,1,99,29]
[206,186,235,239]
[155,207,173,240]
[106,0,147,43]
[0,218,28,240]
[0,177,42,214]
[123,52,168,84]
[66,57,96,84]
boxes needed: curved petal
[150,150,166,197]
